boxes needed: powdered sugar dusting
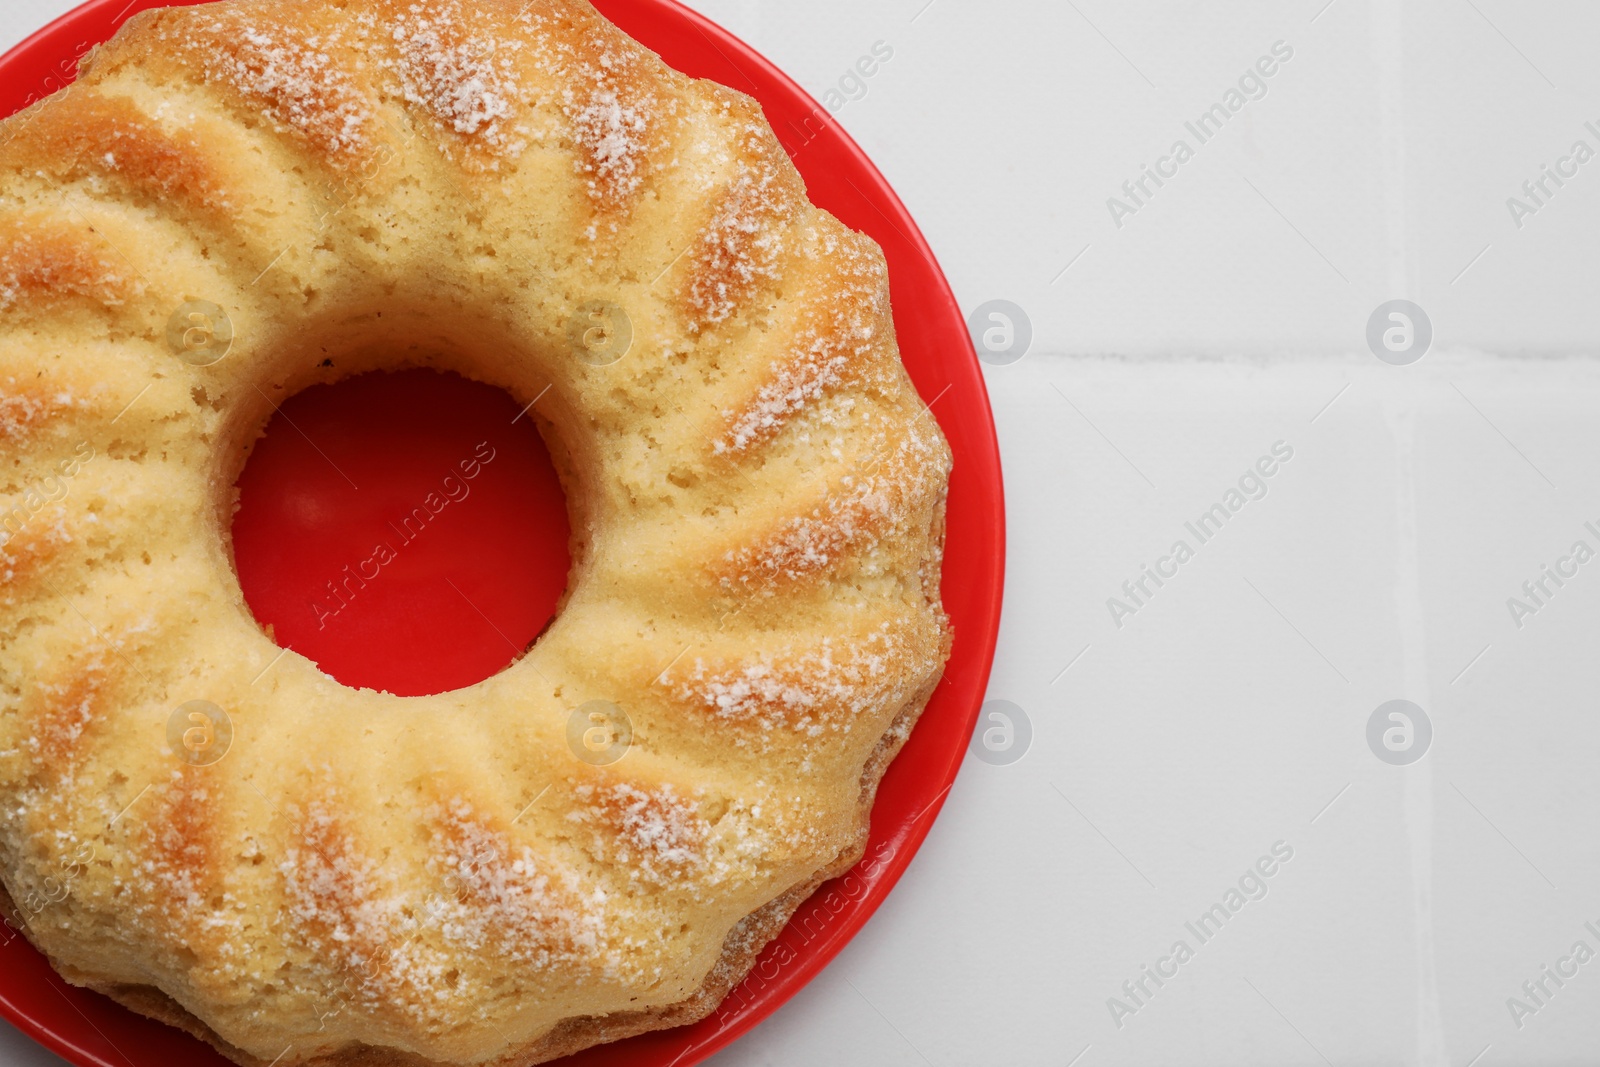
[570,780,708,885]
[187,12,373,160]
[567,85,650,205]
[23,646,108,770]
[717,230,890,455]
[0,381,83,440]
[387,3,529,158]
[721,415,950,588]
[280,798,446,1018]
[687,120,803,327]
[0,503,73,592]
[666,622,942,737]
[110,770,256,991]
[425,798,610,972]
[494,1,674,214]
[0,225,131,312]
[276,793,629,1023]
[143,772,218,921]
[7,93,236,214]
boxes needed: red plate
[0,2,1005,1064]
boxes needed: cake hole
[232,369,571,697]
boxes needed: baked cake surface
[0,2,952,1063]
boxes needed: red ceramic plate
[0,2,1005,1065]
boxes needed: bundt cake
[0,1,952,1064]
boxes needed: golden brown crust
[0,509,71,598]
[711,223,896,460]
[682,90,805,330]
[97,4,382,167]
[0,215,136,313]
[543,3,679,212]
[713,411,950,593]
[22,653,112,776]
[0,91,230,216]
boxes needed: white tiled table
[5,3,1600,1065]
